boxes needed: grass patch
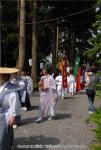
[87,108,101,150]
[86,80,101,150]
[90,144,101,150]
[96,81,101,99]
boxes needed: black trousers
[7,126,14,150]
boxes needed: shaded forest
[1,0,101,85]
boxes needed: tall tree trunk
[18,0,25,71]
[31,0,37,87]
[56,19,59,62]
[0,1,1,66]
[16,0,20,68]
[52,20,57,73]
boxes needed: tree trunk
[18,0,25,71]
[31,0,37,87]
[56,19,59,62]
[52,20,57,73]
[0,1,2,66]
[16,0,20,68]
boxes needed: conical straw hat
[0,67,19,74]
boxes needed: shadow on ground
[55,113,72,120]
[30,106,39,110]
[12,135,60,150]
[64,96,75,100]
[21,113,72,126]
[21,117,35,126]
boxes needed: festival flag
[76,67,81,92]
[74,56,80,79]
[62,57,68,89]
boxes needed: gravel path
[12,93,98,150]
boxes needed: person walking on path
[10,73,22,128]
[21,70,33,111]
[67,70,75,96]
[0,67,21,150]
[55,71,64,100]
[85,72,96,114]
[35,68,57,123]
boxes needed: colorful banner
[74,56,80,79]
[76,67,81,92]
[62,57,68,89]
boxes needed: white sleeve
[27,78,33,96]
[6,92,18,117]
[18,80,25,89]
[49,76,56,90]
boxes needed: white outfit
[18,79,26,103]
[0,82,21,124]
[67,74,75,95]
[25,76,33,96]
[66,66,70,74]
[38,75,57,118]
[21,75,33,110]
[0,81,21,149]
[55,75,64,99]
[10,80,22,116]
[21,76,33,96]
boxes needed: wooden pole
[0,1,2,66]
[56,19,59,62]
[31,0,37,87]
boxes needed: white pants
[57,85,64,99]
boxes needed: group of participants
[35,66,97,122]
[35,68,75,123]
[0,65,97,150]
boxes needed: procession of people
[0,58,98,150]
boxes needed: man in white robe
[10,73,22,128]
[55,72,64,100]
[0,67,21,150]
[21,70,33,110]
[67,72,75,96]
[35,68,57,123]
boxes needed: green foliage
[96,80,101,99]
[1,0,96,68]
[86,78,101,149]
[87,108,101,149]
[84,0,101,65]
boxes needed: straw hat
[0,67,19,74]
[88,72,93,76]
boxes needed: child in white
[55,72,64,100]
[67,72,75,96]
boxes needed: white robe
[39,75,57,118]
[0,82,21,124]
[67,74,75,93]
[21,76,33,96]
[0,82,20,150]
[55,75,64,99]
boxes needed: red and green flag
[74,56,80,79]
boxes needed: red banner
[62,57,68,89]
[76,67,81,92]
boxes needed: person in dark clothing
[85,72,96,114]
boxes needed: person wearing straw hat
[85,72,96,114]
[10,72,23,128]
[0,67,21,150]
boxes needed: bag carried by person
[86,89,95,95]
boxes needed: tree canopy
[1,0,99,76]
